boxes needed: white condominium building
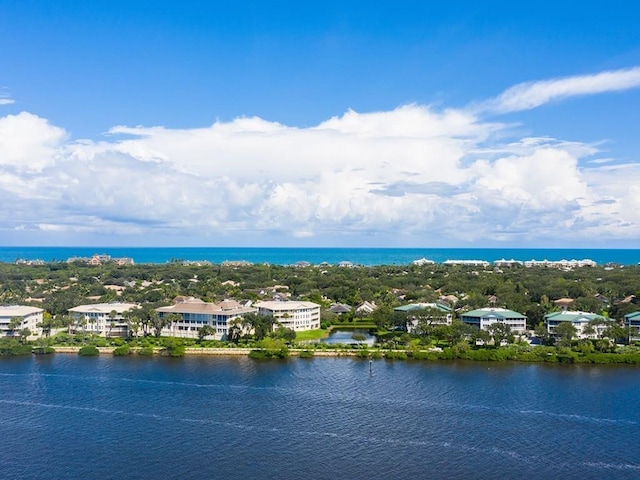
[459,307,528,334]
[0,305,44,338]
[544,311,606,338]
[69,302,139,337]
[255,301,321,331]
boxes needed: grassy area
[295,329,330,342]
[326,322,377,329]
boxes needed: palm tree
[80,317,88,344]
[8,316,23,339]
[37,312,54,338]
[19,328,31,344]
[164,313,183,337]
[107,310,118,338]
[123,309,142,338]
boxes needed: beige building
[255,300,321,331]
[156,297,256,340]
[0,305,44,338]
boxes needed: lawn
[295,329,329,342]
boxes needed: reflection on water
[321,328,376,346]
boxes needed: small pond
[321,328,376,346]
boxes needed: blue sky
[1,1,640,247]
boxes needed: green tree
[244,313,273,341]
[486,323,514,347]
[123,308,142,338]
[149,311,168,338]
[554,322,577,347]
[8,316,22,339]
[603,321,628,345]
[198,324,216,342]
[37,312,55,338]
[372,305,393,330]
[19,328,31,344]
[272,326,296,344]
[107,310,118,338]
[534,322,552,346]
[227,318,244,343]
[435,320,473,347]
[78,316,88,344]
[582,323,596,338]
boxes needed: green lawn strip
[295,329,330,341]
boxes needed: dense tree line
[1,262,640,327]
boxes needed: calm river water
[1,355,640,479]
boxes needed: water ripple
[2,398,639,474]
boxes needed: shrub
[137,346,155,356]
[0,338,33,356]
[78,345,99,356]
[369,350,383,359]
[162,339,186,357]
[385,350,408,360]
[411,350,438,360]
[248,338,290,359]
[91,337,108,347]
[166,344,186,357]
[113,344,131,356]
[52,332,72,345]
[33,346,55,355]
[298,350,314,358]
[249,348,289,359]
[556,348,578,364]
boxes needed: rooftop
[461,307,526,319]
[0,305,44,316]
[256,300,320,310]
[69,302,138,314]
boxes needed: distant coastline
[2,246,640,266]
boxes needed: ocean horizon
[1,246,640,266]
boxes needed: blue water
[1,355,640,480]
[2,246,640,265]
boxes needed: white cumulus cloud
[1,68,640,246]
[0,112,68,171]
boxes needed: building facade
[624,311,640,340]
[394,303,453,332]
[69,302,139,337]
[0,305,44,338]
[157,298,256,340]
[459,307,527,334]
[544,311,606,338]
[255,301,321,331]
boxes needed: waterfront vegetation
[1,260,640,363]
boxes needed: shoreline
[33,346,640,365]
[49,346,367,356]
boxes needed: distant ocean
[1,246,640,266]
